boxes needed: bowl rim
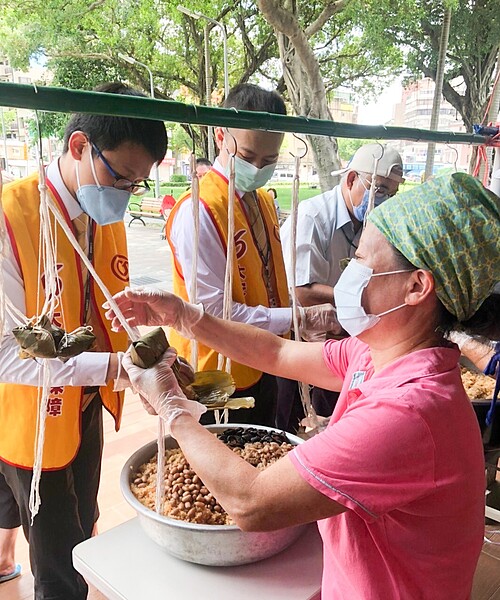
[120,423,304,531]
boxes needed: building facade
[391,77,471,175]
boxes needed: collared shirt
[280,184,360,289]
[0,160,110,387]
[289,337,485,599]
[169,158,292,335]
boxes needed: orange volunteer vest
[0,173,129,469]
[166,169,289,389]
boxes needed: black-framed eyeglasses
[91,142,151,196]
[357,173,396,198]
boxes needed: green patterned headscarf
[368,173,500,322]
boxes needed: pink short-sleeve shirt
[289,337,485,600]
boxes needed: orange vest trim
[0,174,129,469]
[166,170,290,389]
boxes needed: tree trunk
[258,0,342,192]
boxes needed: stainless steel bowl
[120,423,308,566]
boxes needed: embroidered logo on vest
[111,254,129,281]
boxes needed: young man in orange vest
[166,83,336,426]
[0,83,167,599]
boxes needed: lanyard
[83,222,95,321]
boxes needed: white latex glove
[122,347,207,436]
[113,351,130,392]
[103,287,204,339]
[446,330,472,350]
[298,304,343,339]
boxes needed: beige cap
[332,143,404,183]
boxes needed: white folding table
[73,518,323,600]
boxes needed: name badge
[349,370,366,389]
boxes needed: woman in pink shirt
[111,173,499,599]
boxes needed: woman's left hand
[122,348,206,434]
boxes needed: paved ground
[125,216,173,291]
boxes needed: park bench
[127,198,166,227]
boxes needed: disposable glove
[176,355,196,385]
[298,304,343,340]
[122,347,207,436]
[104,287,204,339]
[446,330,473,350]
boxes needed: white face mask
[225,152,277,192]
[333,259,413,337]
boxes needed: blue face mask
[227,155,277,193]
[351,177,389,222]
[75,151,131,226]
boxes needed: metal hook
[34,110,43,164]
[445,143,459,172]
[289,133,308,160]
[224,126,238,157]
[186,123,197,155]
[372,141,385,160]
[190,103,200,125]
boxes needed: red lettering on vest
[234,230,247,260]
[111,254,129,282]
[47,397,63,417]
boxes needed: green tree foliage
[372,0,500,131]
[0,109,16,137]
[337,138,380,162]
[0,0,278,154]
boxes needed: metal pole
[199,14,229,98]
[221,24,229,98]
[0,107,8,171]
[118,54,162,197]
[143,65,162,199]
[204,24,215,163]
[424,7,452,181]
[0,82,490,146]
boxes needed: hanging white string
[29,353,51,521]
[364,144,383,228]
[217,150,236,375]
[288,150,319,430]
[155,418,166,514]
[215,149,236,426]
[189,152,200,371]
[29,143,63,522]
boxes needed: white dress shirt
[280,184,360,290]
[168,159,292,335]
[0,159,110,387]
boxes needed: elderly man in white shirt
[278,144,404,430]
